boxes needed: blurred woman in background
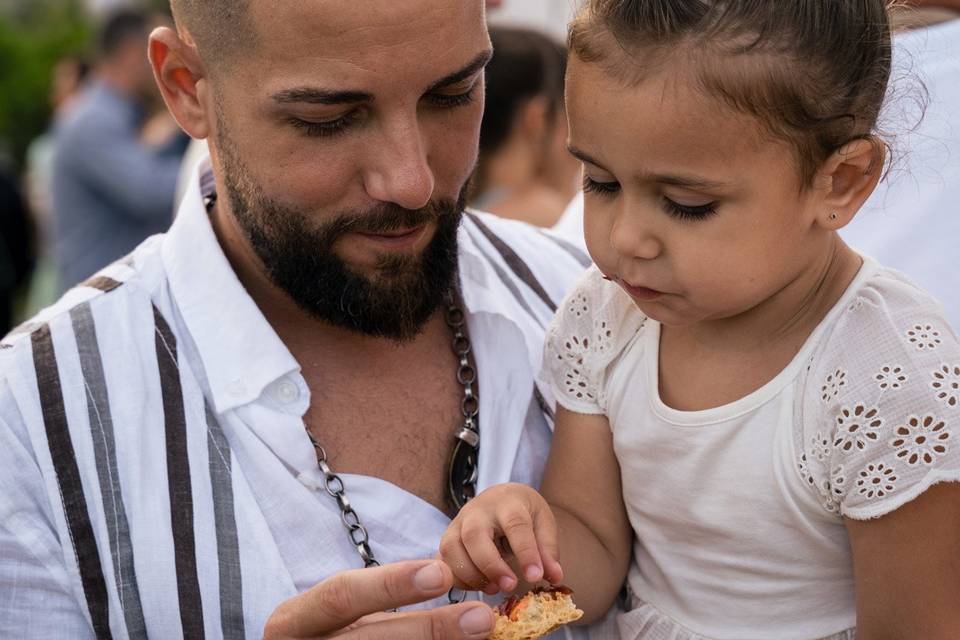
[471,26,580,227]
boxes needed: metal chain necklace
[304,300,479,604]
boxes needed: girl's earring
[829,211,839,221]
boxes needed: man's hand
[263,559,495,639]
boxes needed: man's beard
[217,129,466,342]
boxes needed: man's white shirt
[0,156,591,639]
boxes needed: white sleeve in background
[841,19,960,331]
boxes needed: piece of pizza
[489,586,584,640]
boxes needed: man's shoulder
[462,209,589,263]
[461,209,591,309]
[1,239,166,356]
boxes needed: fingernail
[459,606,493,635]
[524,565,543,582]
[552,562,565,582]
[413,562,446,591]
[498,575,516,592]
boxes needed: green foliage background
[0,0,169,171]
[0,0,91,170]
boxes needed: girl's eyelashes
[584,175,719,222]
[584,176,718,221]
[583,176,621,196]
[662,197,718,221]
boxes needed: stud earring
[829,212,839,221]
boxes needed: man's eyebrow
[425,49,493,93]
[270,50,492,106]
[271,88,373,105]
[567,145,731,189]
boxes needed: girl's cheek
[583,215,612,261]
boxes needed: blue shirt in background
[51,81,186,291]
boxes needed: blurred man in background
[51,8,186,293]
[22,56,90,315]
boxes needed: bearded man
[0,1,590,638]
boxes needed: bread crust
[489,587,584,640]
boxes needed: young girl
[441,1,960,638]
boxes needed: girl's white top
[543,259,960,640]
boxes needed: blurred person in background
[22,56,90,315]
[51,8,187,293]
[26,56,90,227]
[0,166,35,334]
[471,26,580,227]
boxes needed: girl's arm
[439,407,632,623]
[539,407,633,622]
[845,482,960,639]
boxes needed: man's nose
[363,117,436,210]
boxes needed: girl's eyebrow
[567,144,732,190]
[566,145,604,168]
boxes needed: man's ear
[814,137,886,229]
[148,26,210,140]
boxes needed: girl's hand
[439,482,564,595]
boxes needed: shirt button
[275,379,300,404]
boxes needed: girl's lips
[619,280,664,301]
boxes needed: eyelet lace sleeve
[541,266,646,416]
[798,272,960,520]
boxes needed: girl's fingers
[533,507,563,584]
[461,514,519,592]
[439,528,497,594]
[496,504,544,584]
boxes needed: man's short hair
[98,8,151,59]
[169,0,253,72]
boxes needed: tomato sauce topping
[496,585,574,619]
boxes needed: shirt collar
[161,154,301,415]
[456,217,551,386]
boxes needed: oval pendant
[448,439,478,512]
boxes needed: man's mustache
[319,200,457,241]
